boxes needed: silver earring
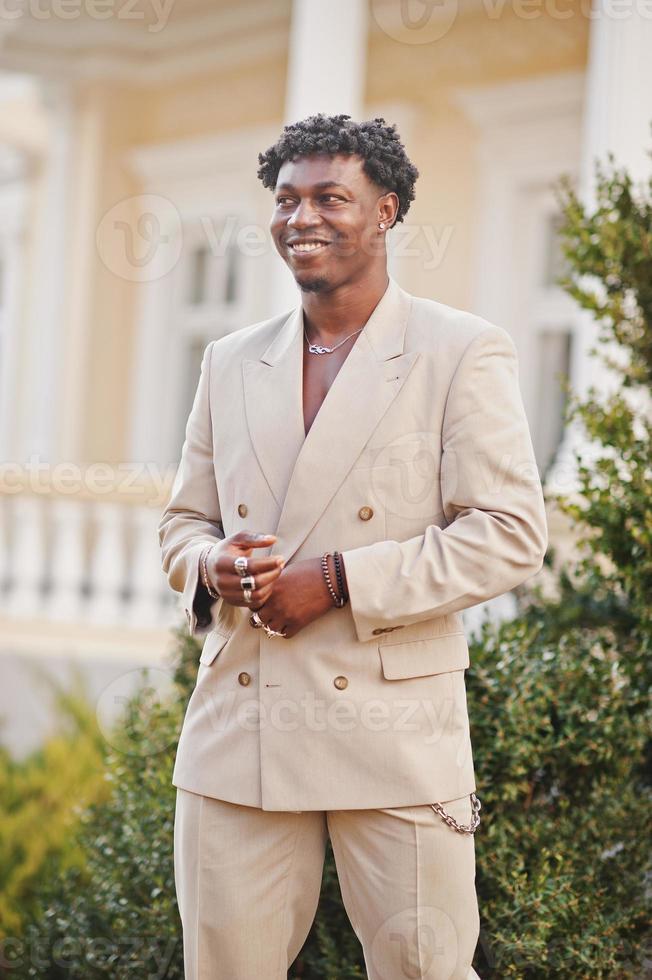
[379,222,385,230]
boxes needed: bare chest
[302,346,352,437]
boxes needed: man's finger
[217,555,285,575]
[231,567,283,590]
[232,532,277,551]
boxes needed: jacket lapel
[243,276,420,563]
[242,305,305,509]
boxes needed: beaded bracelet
[321,551,346,608]
[200,544,220,600]
[333,550,348,604]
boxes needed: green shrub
[0,681,107,941]
[468,614,650,977]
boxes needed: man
[158,113,548,980]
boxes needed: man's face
[270,153,389,293]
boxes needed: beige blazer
[158,275,547,811]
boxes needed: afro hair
[257,113,419,225]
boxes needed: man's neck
[301,269,390,343]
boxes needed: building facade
[0,0,651,751]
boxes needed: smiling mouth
[287,241,331,255]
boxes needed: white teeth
[290,242,327,252]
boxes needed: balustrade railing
[0,482,180,631]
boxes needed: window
[527,203,580,476]
[542,211,571,290]
[534,328,572,476]
[185,236,240,309]
[171,217,245,456]
[188,245,210,305]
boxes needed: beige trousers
[174,788,481,980]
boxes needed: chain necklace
[303,324,364,355]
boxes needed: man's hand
[253,556,338,639]
[207,531,286,607]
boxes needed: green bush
[552,155,652,699]
[8,640,189,980]
[468,614,650,977]
[0,681,107,942]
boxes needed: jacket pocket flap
[379,632,469,679]
[199,630,232,666]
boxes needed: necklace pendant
[308,343,332,355]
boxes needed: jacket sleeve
[157,340,226,637]
[340,325,548,643]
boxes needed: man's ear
[378,190,399,228]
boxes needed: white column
[0,147,29,465]
[269,0,369,314]
[285,0,368,123]
[22,81,75,464]
[546,10,652,495]
[59,84,106,463]
[581,12,652,197]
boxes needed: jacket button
[237,503,248,517]
[333,675,348,690]
[358,505,373,521]
[238,671,251,686]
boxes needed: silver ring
[234,556,248,577]
[243,588,252,603]
[239,574,255,591]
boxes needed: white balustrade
[0,496,8,610]
[0,492,180,632]
[44,497,86,622]
[7,495,47,618]
[86,501,130,627]
[127,504,176,629]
